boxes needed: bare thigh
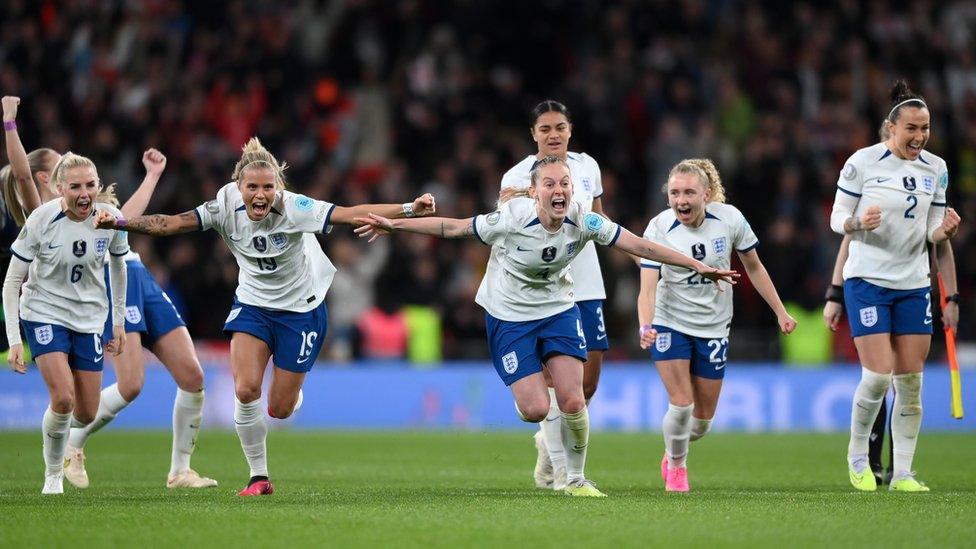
[151,327,204,392]
[892,334,930,375]
[690,376,724,419]
[655,359,694,407]
[853,333,895,374]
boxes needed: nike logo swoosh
[296,356,312,364]
[229,235,243,242]
[596,334,607,340]
[875,177,891,183]
[714,364,725,370]
[578,342,586,349]
[516,246,530,251]
[47,243,62,249]
[899,412,920,417]
[856,402,870,411]
[189,424,200,429]
[924,319,932,325]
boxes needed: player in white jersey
[2,96,215,489]
[500,100,610,490]
[3,152,129,494]
[829,81,961,492]
[637,159,796,492]
[355,155,737,497]
[95,137,436,496]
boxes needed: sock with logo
[540,388,567,473]
[891,373,923,479]
[42,407,72,475]
[663,403,694,469]
[848,368,892,471]
[67,383,129,449]
[234,397,268,477]
[170,388,205,475]
[560,406,590,484]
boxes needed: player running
[355,155,738,497]
[637,159,796,493]
[500,100,610,491]
[830,80,961,492]
[2,96,215,489]
[95,137,436,496]
[3,152,129,494]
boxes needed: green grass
[1,430,973,548]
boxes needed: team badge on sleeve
[711,237,727,255]
[94,238,109,256]
[34,325,53,345]
[486,212,501,225]
[502,351,519,374]
[584,213,604,231]
[655,332,672,352]
[859,306,878,327]
[295,196,314,211]
[842,163,857,180]
[205,200,220,214]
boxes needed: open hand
[353,213,395,243]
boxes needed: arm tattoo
[459,220,475,237]
[124,211,198,236]
[441,221,446,238]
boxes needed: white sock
[234,397,268,478]
[67,384,129,449]
[540,388,566,471]
[170,389,205,476]
[891,373,923,479]
[42,407,72,475]
[848,368,892,470]
[663,403,693,469]
[560,407,589,484]
[690,417,712,441]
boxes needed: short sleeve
[733,207,759,252]
[287,194,335,234]
[582,212,621,247]
[472,208,510,246]
[195,186,226,232]
[836,154,864,198]
[640,218,662,269]
[9,214,40,262]
[589,156,604,198]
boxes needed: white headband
[887,98,927,121]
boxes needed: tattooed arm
[94,210,200,236]
[352,214,475,241]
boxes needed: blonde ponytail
[1,148,60,226]
[666,158,726,203]
[232,137,287,189]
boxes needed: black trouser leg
[868,393,887,483]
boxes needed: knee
[516,401,549,423]
[178,364,205,392]
[268,402,294,420]
[235,384,262,403]
[118,383,142,402]
[50,394,74,415]
[669,395,694,408]
[73,410,96,425]
[559,395,586,415]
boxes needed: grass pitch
[1,430,973,548]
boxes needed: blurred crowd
[2,0,975,361]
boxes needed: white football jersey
[473,197,621,322]
[641,202,758,338]
[834,143,948,290]
[10,199,129,333]
[195,183,338,312]
[500,152,606,301]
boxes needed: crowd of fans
[2,0,975,361]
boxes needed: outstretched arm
[738,249,797,334]
[331,193,436,226]
[120,149,167,218]
[354,214,475,241]
[612,229,738,285]
[2,96,42,215]
[95,209,200,236]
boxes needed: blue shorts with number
[22,319,103,372]
[103,260,186,348]
[485,306,588,386]
[650,324,729,380]
[223,297,328,373]
[577,299,609,352]
[844,277,932,338]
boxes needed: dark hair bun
[889,80,914,103]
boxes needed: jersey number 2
[904,195,918,219]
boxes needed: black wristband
[946,293,961,304]
[825,284,844,303]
